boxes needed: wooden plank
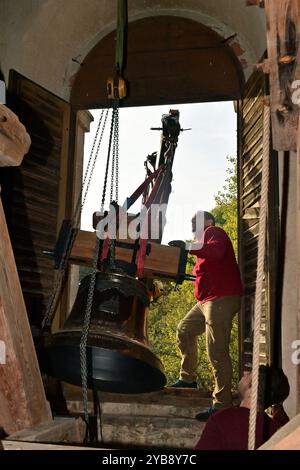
[238,67,275,372]
[63,383,211,408]
[268,428,300,450]
[62,386,211,449]
[7,417,85,444]
[8,71,71,324]
[93,211,137,231]
[2,441,97,451]
[259,413,300,449]
[242,207,260,220]
[70,230,181,279]
[264,0,300,150]
[0,197,52,435]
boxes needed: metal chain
[73,109,106,225]
[101,107,116,212]
[114,107,119,203]
[75,109,110,226]
[41,109,109,330]
[41,270,65,330]
[80,101,119,442]
[110,106,119,203]
[110,139,115,204]
[79,236,101,437]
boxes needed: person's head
[238,365,290,409]
[191,210,215,236]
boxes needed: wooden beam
[0,196,52,434]
[0,104,31,167]
[264,0,300,150]
[259,412,300,449]
[70,230,182,280]
[7,417,86,444]
[2,440,98,451]
[63,383,211,408]
[297,116,300,413]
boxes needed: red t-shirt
[195,406,289,450]
[190,226,243,303]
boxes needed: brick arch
[71,16,245,108]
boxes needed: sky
[81,102,237,243]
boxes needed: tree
[148,155,239,390]
[212,155,238,255]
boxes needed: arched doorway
[71,16,245,109]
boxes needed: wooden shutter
[7,70,71,325]
[238,68,279,370]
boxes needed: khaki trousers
[176,295,241,408]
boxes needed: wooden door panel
[7,70,71,325]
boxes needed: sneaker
[170,379,198,389]
[195,406,218,421]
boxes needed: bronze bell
[47,272,166,393]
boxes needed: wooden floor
[64,385,210,449]
[2,386,211,450]
[2,441,96,451]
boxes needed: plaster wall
[0,0,266,100]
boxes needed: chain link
[73,109,106,225]
[110,124,115,204]
[80,101,120,441]
[114,107,119,203]
[76,109,110,226]
[42,101,120,439]
[79,236,101,434]
[110,106,119,203]
[41,271,63,330]
[80,105,113,437]
[110,105,119,204]
[41,109,109,330]
[101,107,116,212]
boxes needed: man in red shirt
[196,365,290,450]
[172,211,243,419]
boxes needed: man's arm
[189,228,226,260]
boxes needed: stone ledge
[100,414,204,449]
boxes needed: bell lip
[47,273,164,393]
[48,329,165,374]
[46,341,167,394]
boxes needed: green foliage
[212,156,238,255]
[148,155,239,391]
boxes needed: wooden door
[7,71,71,327]
[238,68,279,370]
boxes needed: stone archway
[71,15,245,109]
[0,0,266,102]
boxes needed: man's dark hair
[258,365,290,409]
[204,211,215,226]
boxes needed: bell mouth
[46,330,166,394]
